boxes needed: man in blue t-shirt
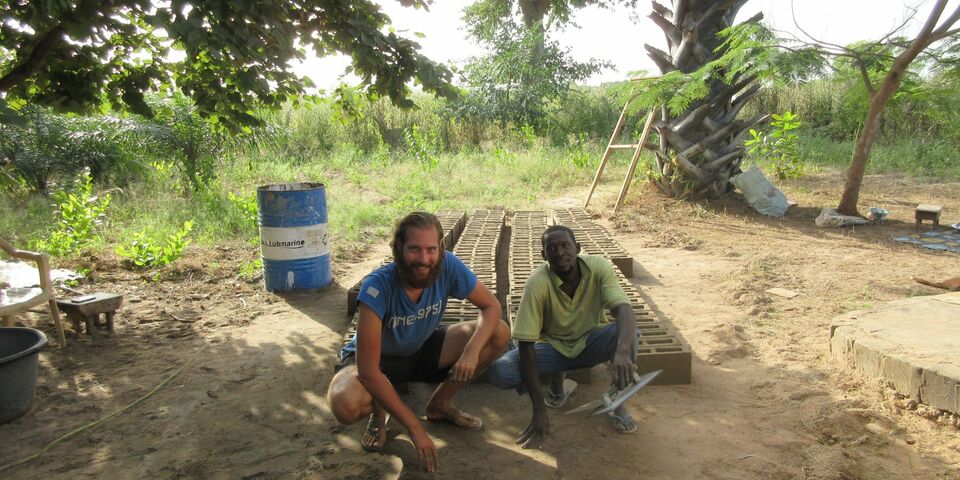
[327,212,509,473]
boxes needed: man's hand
[449,350,480,383]
[611,350,635,390]
[409,426,439,472]
[516,408,550,449]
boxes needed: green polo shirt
[512,254,631,358]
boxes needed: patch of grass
[0,193,56,247]
[1,136,639,266]
[801,134,960,179]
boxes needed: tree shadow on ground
[0,280,372,479]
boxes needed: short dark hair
[541,225,577,247]
[391,211,444,261]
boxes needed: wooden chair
[0,238,67,347]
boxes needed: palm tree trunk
[646,0,764,198]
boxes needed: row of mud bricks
[341,208,691,385]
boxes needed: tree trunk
[837,0,960,215]
[646,0,764,198]
[518,0,548,55]
[835,71,901,216]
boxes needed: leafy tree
[459,0,614,129]
[458,24,607,128]
[144,94,225,193]
[0,0,457,132]
[831,1,960,215]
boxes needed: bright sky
[293,0,934,91]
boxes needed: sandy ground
[2,170,960,479]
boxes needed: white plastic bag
[815,208,870,228]
[729,166,789,217]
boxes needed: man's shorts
[336,325,451,384]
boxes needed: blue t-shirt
[340,251,477,359]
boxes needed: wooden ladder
[583,103,656,213]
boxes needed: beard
[397,254,444,289]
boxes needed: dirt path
[3,172,960,479]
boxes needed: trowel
[564,369,661,417]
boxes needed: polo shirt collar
[547,254,592,288]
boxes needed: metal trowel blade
[588,369,662,417]
[564,397,603,416]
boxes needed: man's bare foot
[361,412,389,452]
[425,405,483,430]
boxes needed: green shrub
[116,220,194,269]
[0,107,79,192]
[0,107,149,193]
[565,132,593,169]
[146,95,224,193]
[745,111,803,180]
[404,125,441,170]
[544,86,621,146]
[34,170,111,256]
[227,191,259,227]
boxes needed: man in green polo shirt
[488,225,638,449]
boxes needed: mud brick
[633,315,662,328]
[635,342,692,385]
[612,258,633,277]
[507,307,520,327]
[639,336,683,348]
[622,290,644,301]
[346,281,362,317]
[637,325,670,337]
[437,209,467,250]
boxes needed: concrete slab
[830,292,960,413]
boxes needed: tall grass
[800,136,959,178]
[1,142,610,263]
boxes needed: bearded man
[327,211,509,473]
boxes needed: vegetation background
[2,70,959,274]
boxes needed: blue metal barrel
[257,182,331,292]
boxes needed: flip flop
[544,378,578,409]
[361,413,388,452]
[609,410,637,434]
[426,407,484,431]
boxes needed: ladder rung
[608,144,639,150]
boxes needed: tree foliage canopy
[0,0,457,131]
[459,0,616,128]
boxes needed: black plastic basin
[0,327,48,424]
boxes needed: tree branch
[857,61,877,96]
[932,4,960,37]
[0,26,66,93]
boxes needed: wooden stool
[56,293,123,336]
[915,204,942,228]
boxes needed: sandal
[361,413,389,452]
[544,378,578,409]
[609,409,637,434]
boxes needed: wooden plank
[614,110,656,213]
[584,102,630,209]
